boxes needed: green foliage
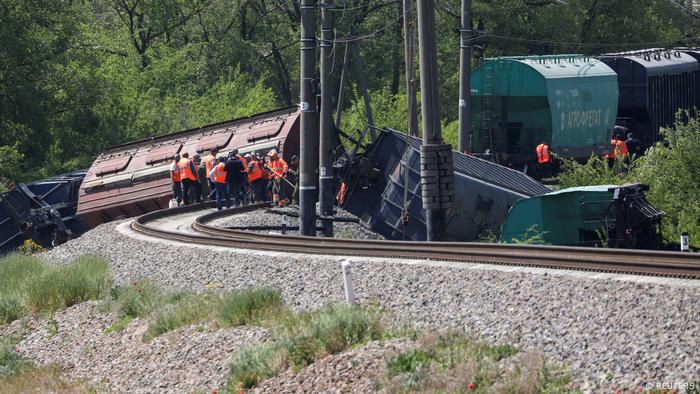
[25,256,112,314]
[559,113,700,245]
[218,288,284,327]
[0,338,32,378]
[0,254,111,324]
[384,331,572,393]
[144,293,220,341]
[510,225,550,245]
[0,0,693,182]
[558,155,631,189]
[634,114,700,245]
[226,304,384,391]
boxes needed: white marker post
[681,232,689,252]
[341,260,356,305]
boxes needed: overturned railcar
[0,171,89,253]
[341,130,551,241]
[78,107,300,227]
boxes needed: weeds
[0,338,32,378]
[226,304,383,391]
[218,288,284,326]
[0,254,111,325]
[383,331,573,393]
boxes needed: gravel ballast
[12,302,270,393]
[210,205,384,239]
[38,215,700,392]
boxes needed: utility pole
[416,0,454,241]
[319,0,334,237]
[403,0,419,137]
[299,0,318,236]
[458,0,472,153]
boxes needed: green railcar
[470,56,619,165]
[500,184,664,249]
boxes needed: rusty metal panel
[146,144,182,165]
[196,132,233,153]
[247,121,284,142]
[94,156,132,176]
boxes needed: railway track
[131,203,700,279]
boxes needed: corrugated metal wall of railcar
[601,52,699,147]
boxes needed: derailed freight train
[77,107,300,227]
[341,129,551,241]
[470,49,700,166]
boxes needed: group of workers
[535,130,643,176]
[169,148,299,210]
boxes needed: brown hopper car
[77,107,300,227]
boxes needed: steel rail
[131,204,700,279]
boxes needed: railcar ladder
[480,61,497,162]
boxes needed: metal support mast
[458,0,472,153]
[403,0,419,137]
[416,0,453,241]
[319,0,334,237]
[299,0,318,236]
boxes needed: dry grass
[383,331,574,393]
[0,364,98,394]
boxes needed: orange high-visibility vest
[238,155,248,173]
[214,163,227,184]
[170,162,181,182]
[536,144,551,164]
[610,139,628,158]
[267,158,288,180]
[178,158,198,181]
[248,161,264,182]
[204,154,217,175]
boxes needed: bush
[558,112,700,245]
[17,240,45,255]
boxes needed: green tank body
[470,56,619,162]
[500,185,617,246]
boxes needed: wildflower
[467,383,476,389]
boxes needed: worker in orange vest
[246,153,266,203]
[178,152,198,205]
[535,141,553,178]
[203,148,219,200]
[170,154,183,206]
[609,136,628,160]
[209,156,228,210]
[266,150,289,206]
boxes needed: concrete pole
[319,0,334,237]
[403,0,419,137]
[416,0,446,241]
[299,0,318,236]
[458,0,472,153]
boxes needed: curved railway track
[131,203,700,279]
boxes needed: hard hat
[268,149,278,157]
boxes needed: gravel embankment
[10,301,270,393]
[251,339,416,393]
[40,218,700,392]
[210,205,384,239]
